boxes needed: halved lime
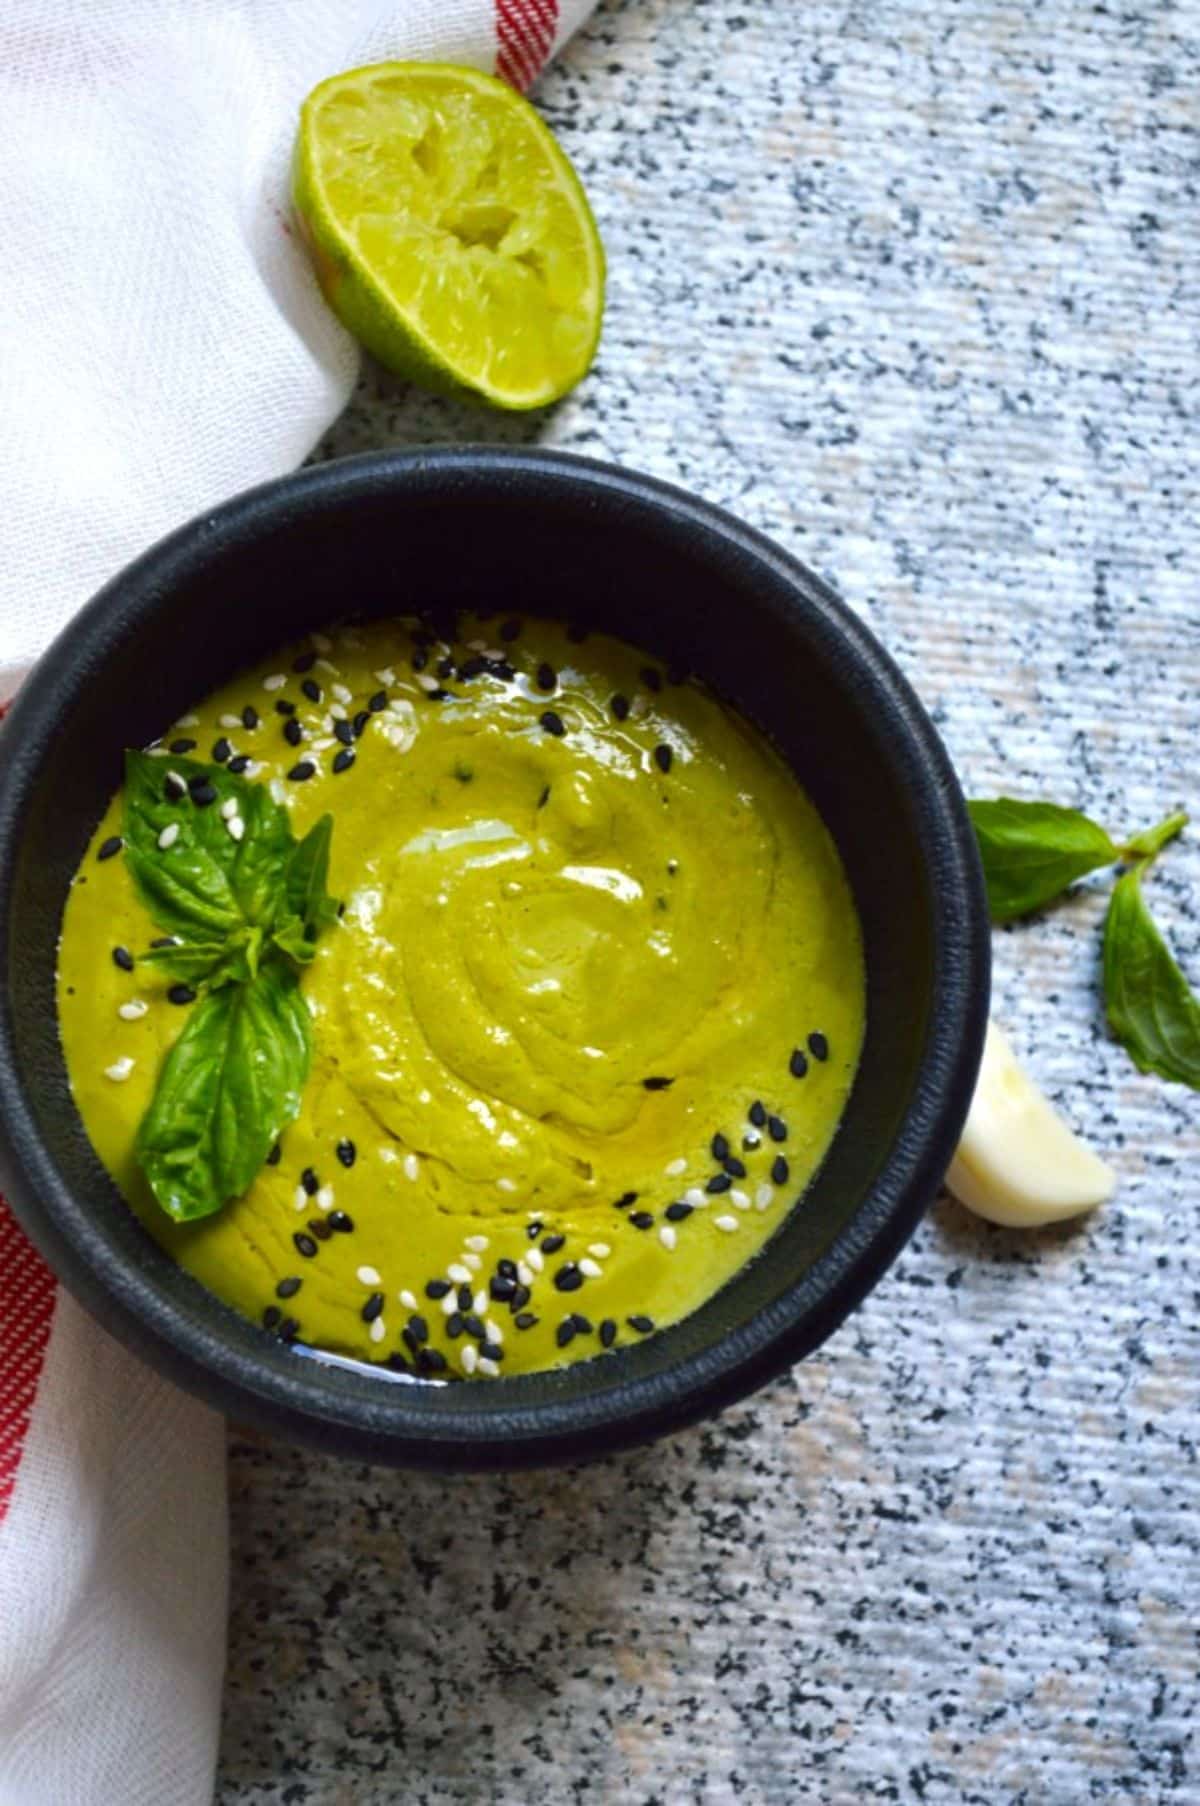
[293,62,605,410]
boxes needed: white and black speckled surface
[216,2,1199,1799]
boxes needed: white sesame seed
[731,1189,751,1210]
[220,797,238,819]
[403,1153,419,1181]
[579,1258,604,1279]
[330,703,348,721]
[374,668,396,686]
[331,683,353,705]
[588,1243,611,1259]
[483,647,505,661]
[399,1290,417,1310]
[315,657,338,675]
[485,1320,504,1345]
[685,1187,708,1209]
[315,1185,335,1212]
[755,1183,774,1210]
[465,1234,489,1252]
[176,713,199,727]
[416,673,440,692]
[441,1292,457,1316]
[104,1057,135,1081]
[311,633,333,653]
[227,815,245,842]
[473,1289,488,1316]
[477,1357,500,1378]
[447,1263,471,1285]
[461,1344,479,1374]
[715,1215,740,1233]
[468,638,487,651]
[262,673,287,691]
[517,1260,534,1287]
[356,1265,382,1286]
[157,823,179,850]
[242,761,260,777]
[658,1226,677,1250]
[164,769,186,793]
[526,1247,544,1273]
[664,1157,687,1176]
[293,1186,308,1212]
[369,1316,386,1344]
[496,1176,517,1193]
[118,999,148,1021]
[463,1253,481,1274]
[219,713,241,729]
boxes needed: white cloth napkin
[0,3,593,1801]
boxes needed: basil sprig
[123,750,339,1221]
[969,794,1197,1091]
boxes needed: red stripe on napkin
[0,1200,56,1523]
[496,0,559,90]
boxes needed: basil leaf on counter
[1103,866,1200,1091]
[136,959,313,1222]
[968,798,1118,923]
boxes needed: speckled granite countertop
[217,2,1199,1799]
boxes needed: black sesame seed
[241,705,259,731]
[407,1314,429,1344]
[293,1233,317,1258]
[418,1348,447,1375]
[711,1133,730,1162]
[276,1276,301,1300]
[274,698,295,716]
[463,1314,485,1339]
[485,658,515,682]
[539,709,565,737]
[167,983,196,1006]
[287,760,316,782]
[457,1284,473,1311]
[749,1100,767,1128]
[262,1306,282,1330]
[614,1191,638,1210]
[168,738,197,755]
[665,1202,693,1222]
[654,743,673,774]
[536,662,557,692]
[307,1218,331,1242]
[610,693,630,721]
[599,1319,617,1348]
[227,755,250,774]
[527,1221,544,1239]
[808,1031,829,1062]
[640,665,663,693]
[511,1283,532,1311]
[386,1352,411,1373]
[628,1314,655,1334]
[515,1312,538,1330]
[301,678,321,704]
[97,835,124,861]
[497,1257,518,1280]
[445,1313,464,1339]
[361,1292,384,1323]
[329,1211,354,1233]
[332,748,356,775]
[642,1076,673,1091]
[334,718,355,746]
[772,1155,790,1186]
[570,1314,592,1335]
[301,1167,318,1195]
[490,1276,516,1302]
[352,710,370,738]
[112,945,134,972]
[335,1138,356,1169]
[425,1278,451,1300]
[723,1155,747,1179]
[278,1317,300,1343]
[537,784,551,809]
[790,1048,809,1078]
[554,1264,583,1293]
[541,1233,566,1255]
[499,617,521,641]
[630,1211,655,1230]
[458,655,486,680]
[266,1142,282,1166]
[212,737,232,763]
[479,1340,504,1362]
[706,1173,732,1195]
[411,649,428,672]
[283,716,304,746]
[369,689,388,711]
[427,688,450,702]
[556,1320,576,1348]
[768,1115,788,1143]
[190,779,218,806]
[292,651,317,673]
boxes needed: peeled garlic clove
[946,1019,1116,1228]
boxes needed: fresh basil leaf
[285,814,338,933]
[139,926,265,989]
[123,751,242,939]
[271,915,318,965]
[968,798,1118,923]
[136,957,313,1221]
[229,782,295,926]
[1103,865,1200,1090]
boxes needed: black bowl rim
[0,447,989,1467]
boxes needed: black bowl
[0,449,988,1469]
